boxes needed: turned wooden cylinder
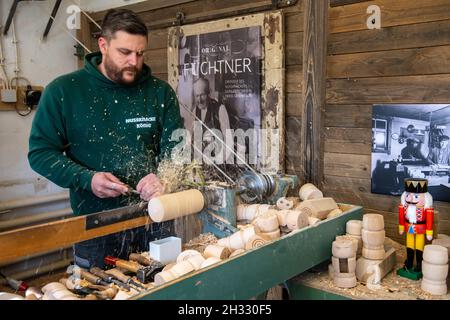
[362,214,384,231]
[299,183,323,201]
[285,210,309,231]
[332,239,356,259]
[254,212,279,232]
[421,245,448,295]
[176,250,202,263]
[148,189,205,222]
[346,220,363,236]
[245,235,268,250]
[203,245,231,260]
[229,249,246,258]
[200,257,222,269]
[276,197,300,210]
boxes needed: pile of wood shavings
[182,233,218,254]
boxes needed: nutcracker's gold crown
[404,178,428,193]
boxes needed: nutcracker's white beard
[406,205,417,224]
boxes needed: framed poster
[371,104,450,202]
[168,12,284,175]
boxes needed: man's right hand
[91,172,129,198]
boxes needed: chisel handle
[129,253,153,266]
[80,269,103,285]
[115,260,140,273]
[105,268,130,284]
[90,267,113,282]
[104,256,141,273]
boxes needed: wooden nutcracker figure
[397,178,434,280]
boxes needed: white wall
[0,0,147,203]
[0,0,79,201]
[80,0,147,12]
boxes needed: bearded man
[28,9,182,268]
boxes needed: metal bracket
[174,11,185,26]
[43,0,62,39]
[74,44,85,60]
[272,0,298,9]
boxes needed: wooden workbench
[288,238,450,300]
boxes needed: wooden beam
[0,208,152,265]
[301,0,328,187]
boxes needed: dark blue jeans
[73,222,173,269]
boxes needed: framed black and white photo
[168,12,284,174]
[371,104,450,202]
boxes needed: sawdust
[182,233,218,254]
[157,159,206,193]
[292,238,450,300]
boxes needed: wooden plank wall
[324,0,450,243]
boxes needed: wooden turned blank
[299,183,323,201]
[260,229,281,241]
[362,247,385,260]
[217,237,231,249]
[361,229,385,247]
[286,210,309,230]
[229,249,246,258]
[203,245,231,260]
[276,197,294,210]
[362,214,384,231]
[333,274,357,289]
[163,262,176,272]
[170,261,195,277]
[200,257,222,269]
[241,225,260,243]
[296,198,339,220]
[332,239,356,258]
[332,256,357,274]
[421,278,448,296]
[275,210,288,226]
[154,270,176,285]
[176,250,202,264]
[308,216,321,226]
[432,239,450,258]
[229,231,246,250]
[346,220,363,236]
[148,189,204,222]
[327,208,343,219]
[423,245,449,265]
[328,264,335,279]
[336,235,359,256]
[422,261,449,281]
[254,213,279,232]
[245,235,268,250]
[186,255,205,270]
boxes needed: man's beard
[104,55,141,86]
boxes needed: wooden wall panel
[327,75,450,104]
[329,0,450,34]
[325,0,450,239]
[328,45,450,78]
[329,19,450,55]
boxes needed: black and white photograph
[371,104,450,202]
[176,26,262,165]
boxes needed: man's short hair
[439,135,450,143]
[101,9,148,41]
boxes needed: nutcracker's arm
[425,207,434,239]
[398,204,405,234]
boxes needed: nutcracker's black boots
[405,248,415,270]
[415,250,423,273]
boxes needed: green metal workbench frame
[134,204,363,300]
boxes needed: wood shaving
[182,233,218,254]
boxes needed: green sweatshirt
[29,52,182,215]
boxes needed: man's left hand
[136,173,164,201]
